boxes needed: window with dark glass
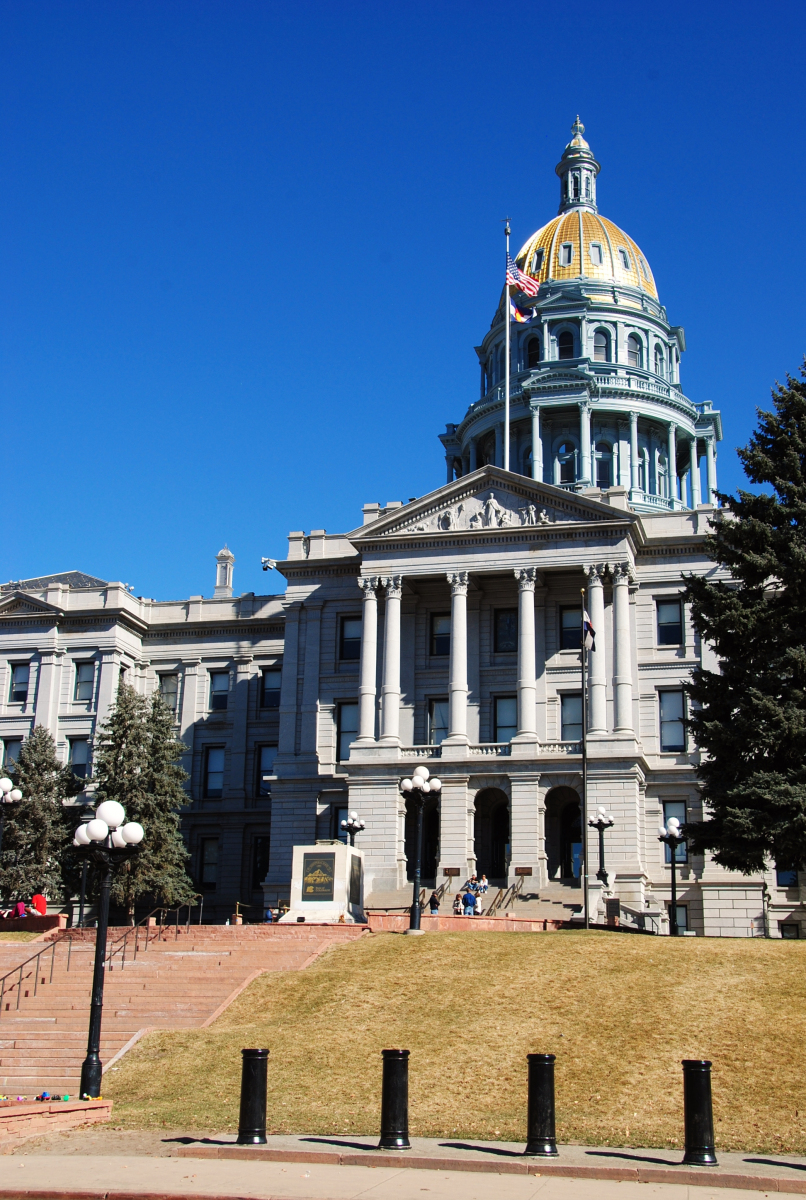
[337,702,359,761]
[334,805,349,842]
[75,663,94,702]
[663,800,687,862]
[527,337,541,368]
[428,698,449,746]
[158,673,179,713]
[659,690,685,752]
[430,613,450,656]
[558,330,574,359]
[593,330,609,362]
[339,616,362,660]
[672,904,688,933]
[494,696,517,742]
[10,663,29,703]
[781,923,800,938]
[558,441,577,483]
[595,442,612,489]
[657,599,683,646]
[3,740,21,768]
[251,835,271,890]
[627,334,642,368]
[204,747,225,797]
[261,668,281,708]
[776,866,799,887]
[618,248,630,270]
[209,672,229,711]
[257,745,276,796]
[561,693,583,741]
[69,739,90,780]
[200,837,219,889]
[572,175,580,199]
[494,609,518,653]
[654,346,665,378]
[530,248,544,273]
[560,606,582,650]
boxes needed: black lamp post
[72,800,144,1099]
[0,776,23,859]
[588,807,615,887]
[399,767,441,934]
[658,816,686,937]
[340,811,365,847]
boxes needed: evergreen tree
[684,362,806,873]
[0,726,82,903]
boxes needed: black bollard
[237,1048,269,1144]
[524,1053,559,1156]
[378,1048,411,1150]
[681,1059,718,1166]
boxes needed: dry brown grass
[0,931,43,942]
[104,930,806,1152]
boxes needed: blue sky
[2,0,804,600]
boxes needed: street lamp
[0,777,23,858]
[340,811,365,847]
[399,766,441,934]
[658,816,686,937]
[588,807,615,887]
[73,800,144,1099]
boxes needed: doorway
[405,796,439,883]
[544,786,582,884]
[474,788,510,883]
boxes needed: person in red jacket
[30,894,47,916]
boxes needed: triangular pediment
[0,591,64,620]
[350,467,634,542]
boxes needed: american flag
[506,252,540,297]
[583,610,596,652]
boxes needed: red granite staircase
[0,923,367,1098]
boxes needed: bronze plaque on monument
[349,854,362,907]
[302,852,335,901]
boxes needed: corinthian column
[445,572,469,744]
[612,563,634,733]
[586,565,607,733]
[579,401,592,485]
[629,410,640,494]
[380,575,402,745]
[514,568,538,741]
[667,422,678,501]
[529,402,542,481]
[356,577,379,742]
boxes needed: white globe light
[412,765,429,780]
[96,801,125,830]
[340,818,348,828]
[0,778,12,793]
[400,778,413,792]
[359,820,365,829]
[111,829,127,848]
[86,819,109,842]
[75,825,91,846]
[667,818,680,832]
[597,807,606,817]
[349,811,358,821]
[420,780,431,792]
[9,789,22,801]
[429,777,442,792]
[121,822,144,845]
[73,837,80,847]
[658,826,667,838]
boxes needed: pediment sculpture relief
[398,489,565,535]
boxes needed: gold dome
[515,210,658,300]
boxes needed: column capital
[578,399,591,415]
[629,409,639,424]
[514,567,538,591]
[528,398,541,413]
[612,561,636,585]
[358,576,379,597]
[381,575,403,599]
[586,563,606,584]
[668,420,677,433]
[447,572,469,595]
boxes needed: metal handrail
[0,929,83,1019]
[106,896,203,970]
[483,875,523,916]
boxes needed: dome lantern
[555,116,600,215]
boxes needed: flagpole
[580,589,590,930]
[504,220,511,472]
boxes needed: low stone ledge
[366,912,566,932]
[0,1099,111,1150]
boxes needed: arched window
[638,448,649,491]
[657,453,669,498]
[557,441,577,485]
[627,334,642,368]
[558,330,574,360]
[593,330,610,362]
[595,442,612,489]
[654,345,665,378]
[585,176,591,199]
[572,174,580,199]
[527,337,541,368]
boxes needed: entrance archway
[474,788,510,883]
[405,796,439,883]
[544,786,582,884]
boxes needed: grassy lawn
[105,930,806,1153]
[0,931,44,942]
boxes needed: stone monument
[278,842,366,924]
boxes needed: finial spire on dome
[555,116,600,214]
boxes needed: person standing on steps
[452,892,463,916]
[428,891,440,915]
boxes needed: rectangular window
[200,837,219,890]
[428,698,449,746]
[69,739,90,780]
[559,243,573,266]
[9,663,29,704]
[494,696,518,743]
[560,606,582,651]
[257,745,276,796]
[158,673,179,713]
[776,867,799,887]
[657,599,683,646]
[337,702,359,761]
[339,616,362,661]
[619,248,630,270]
[2,740,21,768]
[209,671,229,711]
[430,613,451,656]
[251,835,271,891]
[672,904,688,933]
[74,662,94,702]
[659,690,686,752]
[204,747,225,797]
[494,609,518,653]
[560,693,583,741]
[589,243,603,266]
[663,800,688,863]
[261,668,281,708]
[781,923,800,939]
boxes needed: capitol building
[1,121,801,937]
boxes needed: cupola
[555,116,600,214]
